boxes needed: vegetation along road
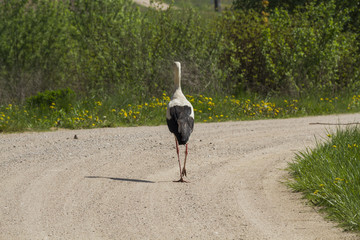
[1,114,360,239]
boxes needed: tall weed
[0,0,72,102]
[0,0,221,104]
[0,0,359,104]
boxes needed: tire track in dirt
[1,114,360,239]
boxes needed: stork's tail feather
[177,118,192,144]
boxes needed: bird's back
[167,105,194,145]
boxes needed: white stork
[166,61,194,182]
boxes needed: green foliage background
[0,0,359,104]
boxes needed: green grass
[1,93,360,133]
[288,127,360,231]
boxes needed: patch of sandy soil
[132,0,170,10]
[1,114,360,239]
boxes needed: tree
[215,0,221,12]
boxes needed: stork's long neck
[174,64,181,92]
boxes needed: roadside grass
[1,93,360,133]
[288,127,360,231]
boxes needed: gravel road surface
[1,114,360,239]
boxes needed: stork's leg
[173,138,184,182]
[173,138,188,182]
[181,143,188,177]
[175,138,182,177]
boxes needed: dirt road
[132,0,170,10]
[1,114,360,239]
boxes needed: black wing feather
[167,106,194,145]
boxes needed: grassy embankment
[1,92,360,132]
[289,127,360,232]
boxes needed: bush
[0,0,359,104]
[0,0,72,102]
[218,1,360,96]
[263,2,360,96]
[218,10,267,94]
[0,0,221,104]
[25,88,76,111]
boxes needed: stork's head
[173,61,181,75]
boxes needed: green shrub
[263,2,360,96]
[219,1,360,96]
[25,88,76,111]
[0,0,222,104]
[0,0,72,103]
[218,10,267,94]
[0,0,359,104]
[68,0,143,95]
